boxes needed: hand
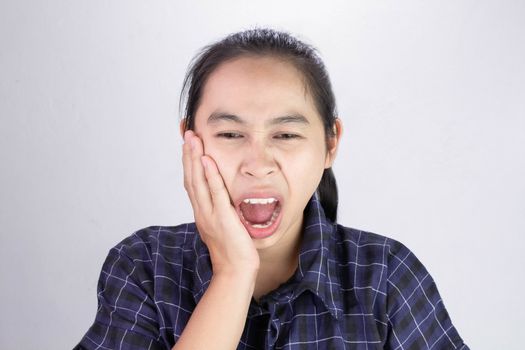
[182,130,260,276]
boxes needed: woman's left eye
[274,133,301,140]
[216,132,243,139]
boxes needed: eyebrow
[207,112,310,126]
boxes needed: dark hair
[179,27,339,222]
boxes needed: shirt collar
[192,191,343,320]
[289,190,343,320]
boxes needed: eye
[216,132,243,139]
[274,133,301,140]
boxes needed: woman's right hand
[182,130,260,276]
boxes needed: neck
[253,218,303,301]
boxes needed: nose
[240,140,278,178]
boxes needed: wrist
[212,266,259,285]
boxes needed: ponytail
[317,167,338,223]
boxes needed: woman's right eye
[216,132,243,139]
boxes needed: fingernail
[191,138,196,150]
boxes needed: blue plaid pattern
[75,192,469,349]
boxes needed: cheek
[203,145,237,189]
[285,145,327,184]
[290,144,327,169]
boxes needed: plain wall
[1,0,524,349]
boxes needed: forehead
[196,55,321,126]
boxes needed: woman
[76,28,469,349]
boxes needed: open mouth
[236,197,283,239]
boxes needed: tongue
[240,202,278,224]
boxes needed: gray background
[1,0,524,349]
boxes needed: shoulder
[97,222,204,293]
[109,222,201,261]
[332,224,411,265]
[331,224,434,305]
[333,224,430,289]
[76,223,202,348]
[332,225,469,348]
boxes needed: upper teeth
[243,197,277,204]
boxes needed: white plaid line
[118,329,127,350]
[429,324,457,350]
[392,249,457,348]
[97,264,136,349]
[387,280,430,349]
[131,291,150,332]
[84,334,113,350]
[387,247,412,279]
[152,227,168,333]
[342,284,387,296]
[372,237,388,309]
[386,314,406,350]
[388,273,430,319]
[337,260,387,268]
[172,224,188,344]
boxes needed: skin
[180,55,342,298]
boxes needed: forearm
[171,269,257,350]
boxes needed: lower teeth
[251,222,272,228]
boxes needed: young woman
[76,28,469,349]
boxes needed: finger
[182,130,198,211]
[201,155,233,214]
[190,132,213,214]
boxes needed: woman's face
[191,55,340,251]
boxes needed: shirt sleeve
[74,235,168,350]
[384,240,469,350]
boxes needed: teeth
[242,197,277,204]
[251,222,272,228]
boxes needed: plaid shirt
[75,192,469,349]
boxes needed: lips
[233,190,284,239]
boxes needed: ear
[324,118,343,169]
[179,118,187,138]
